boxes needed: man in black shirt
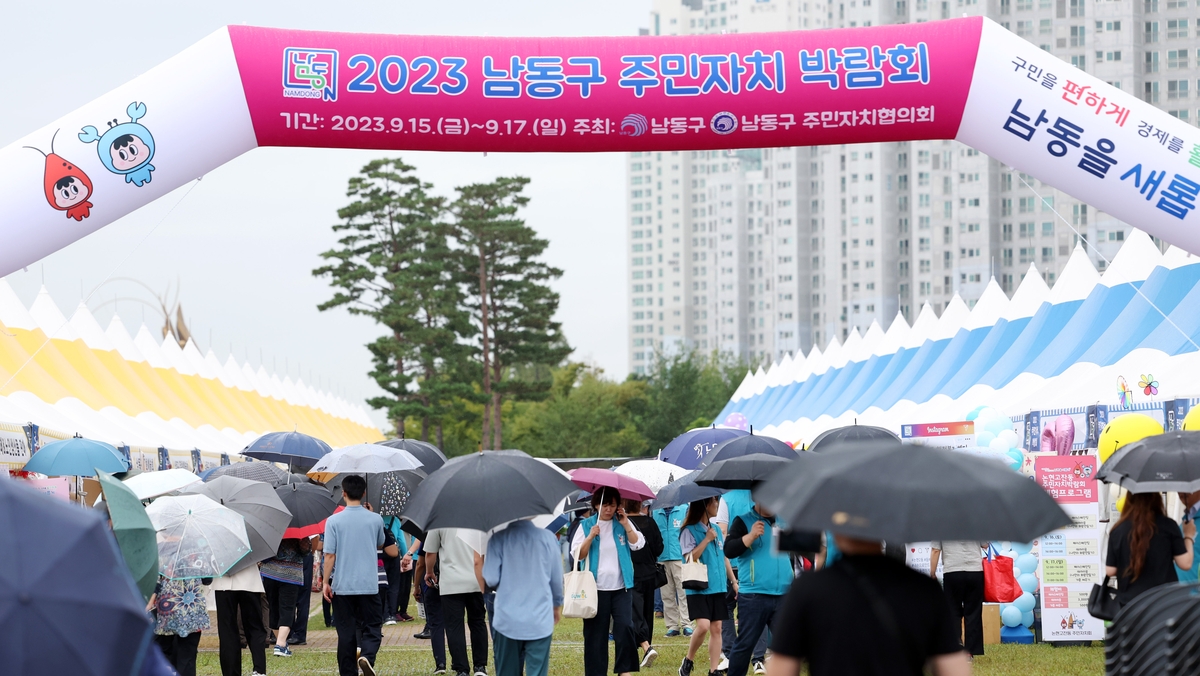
[766,534,970,676]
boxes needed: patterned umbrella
[205,461,289,485]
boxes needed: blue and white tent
[717,230,1200,446]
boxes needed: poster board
[1035,453,1105,641]
[900,421,973,575]
[26,477,71,502]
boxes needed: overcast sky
[1,1,648,429]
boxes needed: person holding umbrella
[653,504,692,638]
[722,499,792,676]
[625,499,664,669]
[571,487,646,676]
[210,566,268,676]
[677,496,733,676]
[148,574,211,676]
[1104,492,1195,607]
[322,475,387,676]
[261,536,312,657]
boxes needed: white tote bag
[681,554,709,591]
[563,559,599,619]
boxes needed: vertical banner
[1035,454,1105,642]
[22,423,40,457]
[220,453,231,466]
[899,421,976,449]
[1085,405,1108,448]
[117,444,132,468]
[157,447,171,471]
[191,449,203,473]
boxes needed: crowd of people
[134,470,1200,676]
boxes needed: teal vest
[581,514,635,590]
[683,522,727,596]
[731,510,793,596]
[722,490,754,532]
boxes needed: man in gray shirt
[929,541,987,659]
[323,475,386,676]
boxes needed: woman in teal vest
[678,497,735,676]
[571,487,646,676]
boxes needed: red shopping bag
[982,545,1020,603]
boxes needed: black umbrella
[1096,431,1200,493]
[695,453,801,489]
[0,479,153,675]
[205,461,289,486]
[807,424,899,454]
[326,469,427,517]
[400,450,577,532]
[274,482,339,529]
[243,431,332,471]
[754,439,1071,543]
[377,438,447,472]
[651,470,726,511]
[703,434,798,467]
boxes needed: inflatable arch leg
[2,17,1198,277]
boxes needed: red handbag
[982,544,1020,603]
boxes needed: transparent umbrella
[145,494,251,579]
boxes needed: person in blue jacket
[722,500,794,676]
[571,487,645,676]
[653,504,693,637]
[678,497,735,676]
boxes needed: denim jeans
[725,593,780,676]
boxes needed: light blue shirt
[484,520,564,641]
[324,506,385,595]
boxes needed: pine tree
[313,158,471,440]
[452,177,571,449]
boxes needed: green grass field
[195,606,1105,676]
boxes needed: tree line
[316,159,749,457]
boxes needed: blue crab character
[78,102,156,187]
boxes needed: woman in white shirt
[572,488,646,676]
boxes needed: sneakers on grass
[679,657,694,676]
[359,655,377,676]
[272,645,292,657]
[641,648,659,668]
[753,660,766,674]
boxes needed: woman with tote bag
[571,488,646,676]
[678,497,735,676]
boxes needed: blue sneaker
[683,626,694,637]
[273,645,292,657]
[665,629,681,638]
[609,633,615,641]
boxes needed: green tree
[313,158,472,444]
[507,363,650,458]
[452,177,571,449]
[634,350,750,452]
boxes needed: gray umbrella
[183,476,293,574]
[695,453,800,489]
[377,438,447,472]
[1096,430,1200,493]
[754,439,1071,543]
[651,470,726,510]
[205,461,289,486]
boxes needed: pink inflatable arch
[2,17,1198,276]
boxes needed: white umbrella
[616,459,683,494]
[123,469,202,501]
[145,494,251,579]
[307,444,422,482]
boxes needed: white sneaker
[641,648,659,668]
[717,655,729,671]
[359,655,377,676]
[753,660,766,674]
[474,669,487,676]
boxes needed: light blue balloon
[1022,610,1035,628]
[965,406,986,421]
[985,416,1011,435]
[1014,592,1036,613]
[1018,573,1039,593]
[976,431,996,448]
[1006,448,1025,462]
[1016,554,1039,574]
[1001,605,1023,628]
[1010,542,1033,556]
[1006,455,1022,471]
[990,437,1014,452]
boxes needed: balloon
[985,416,1012,436]
[1013,592,1036,613]
[975,431,996,448]
[1098,413,1163,463]
[1006,455,1022,471]
[998,429,1020,448]
[965,406,986,421]
[1006,449,1025,465]
[1010,542,1033,556]
[1184,407,1200,432]
[1018,573,1039,593]
[1001,605,1023,628]
[1021,610,1035,628]
[989,437,1013,452]
[723,412,750,431]
[1016,554,1039,574]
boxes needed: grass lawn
[196,609,1104,676]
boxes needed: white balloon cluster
[994,541,1040,629]
[964,405,1026,471]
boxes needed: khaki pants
[661,560,691,631]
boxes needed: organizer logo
[621,113,649,137]
[283,48,339,102]
[710,111,737,135]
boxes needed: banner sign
[900,421,975,450]
[3,17,1200,278]
[1035,453,1104,641]
[27,477,71,502]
